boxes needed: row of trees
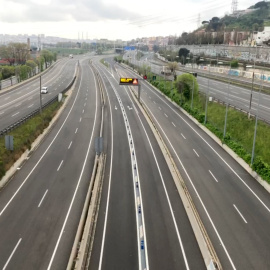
[0,43,57,81]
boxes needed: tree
[26,60,37,76]
[167,62,178,75]
[41,50,54,68]
[230,59,239,68]
[178,48,190,59]
[174,73,199,102]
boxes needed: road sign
[119,78,139,85]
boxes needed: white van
[41,86,48,94]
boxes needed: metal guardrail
[0,76,76,137]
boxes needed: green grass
[0,101,62,179]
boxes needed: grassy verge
[146,73,270,183]
[0,101,62,180]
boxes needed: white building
[255,27,270,45]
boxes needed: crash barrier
[0,76,76,137]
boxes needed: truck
[161,66,172,75]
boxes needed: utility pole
[39,76,42,115]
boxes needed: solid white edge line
[38,189,48,208]
[143,79,270,214]
[47,62,98,270]
[233,204,248,224]
[3,238,22,270]
[125,87,189,270]
[209,170,219,183]
[97,70,114,270]
[141,101,237,270]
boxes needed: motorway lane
[120,64,270,269]
[130,54,270,122]
[0,58,101,269]
[89,64,139,270]
[90,61,205,270]
[0,58,78,131]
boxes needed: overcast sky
[0,0,256,41]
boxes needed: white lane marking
[153,101,156,104]
[158,107,161,110]
[164,113,168,117]
[149,96,151,99]
[28,104,34,108]
[3,238,22,270]
[115,106,117,110]
[0,111,5,115]
[57,160,63,171]
[11,112,19,117]
[142,101,237,269]
[4,97,10,100]
[181,133,186,139]
[193,149,200,157]
[82,109,84,114]
[84,103,86,107]
[144,81,270,215]
[209,170,218,182]
[233,204,248,224]
[38,190,48,208]
[124,88,188,269]
[68,141,72,149]
[75,128,78,134]
[80,117,82,122]
[47,62,98,270]
[172,122,176,127]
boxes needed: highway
[89,58,205,270]
[127,51,270,123]
[116,60,270,269]
[0,57,101,269]
[1,52,270,270]
[0,57,78,132]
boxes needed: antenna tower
[231,0,238,14]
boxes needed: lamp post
[204,59,211,124]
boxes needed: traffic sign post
[119,77,141,103]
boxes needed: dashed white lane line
[153,101,156,104]
[193,149,200,157]
[57,160,63,171]
[3,238,22,270]
[11,112,19,117]
[68,141,72,149]
[75,128,78,133]
[181,133,186,139]
[82,109,84,114]
[158,107,161,110]
[233,204,248,224]
[172,122,176,127]
[209,170,219,182]
[38,189,48,208]
[28,104,34,108]
[164,113,168,117]
[80,117,82,122]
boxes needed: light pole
[223,63,231,138]
[251,67,264,165]
[204,59,211,124]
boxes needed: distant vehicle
[41,86,48,94]
[69,54,73,58]
[161,66,171,75]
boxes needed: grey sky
[0,0,258,40]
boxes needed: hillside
[176,1,270,45]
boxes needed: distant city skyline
[0,0,257,40]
